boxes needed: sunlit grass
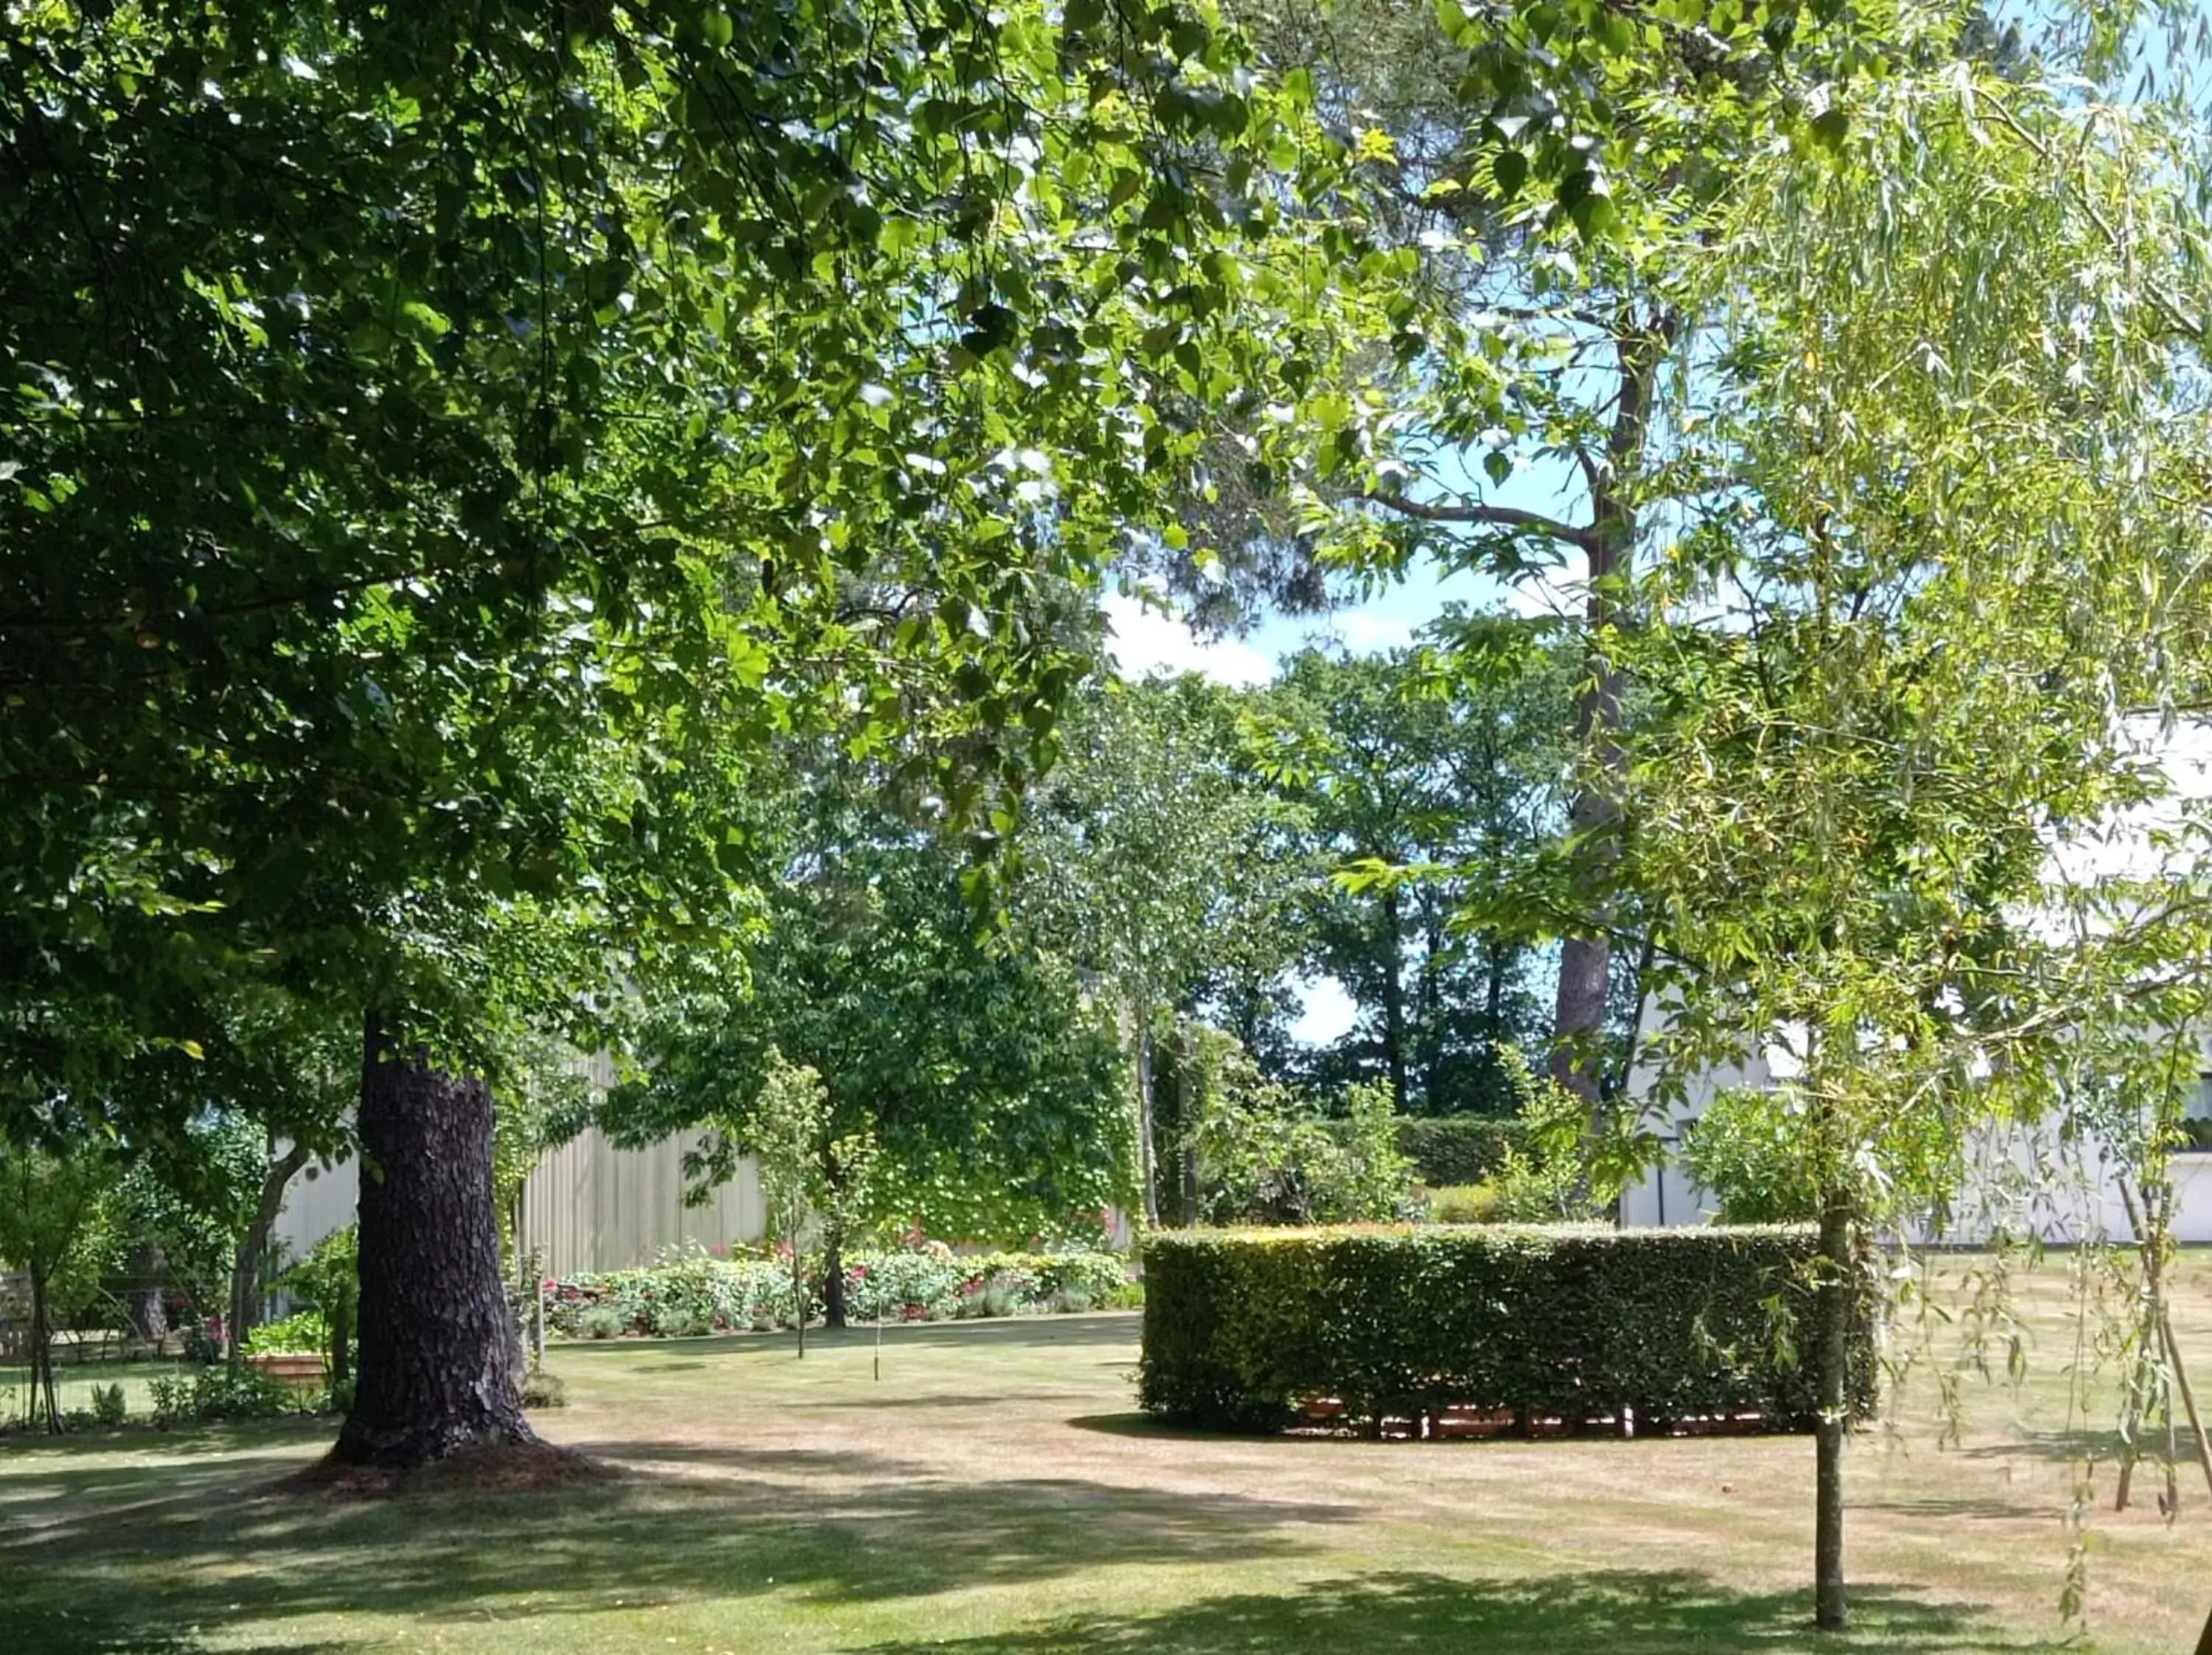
[3,1252,2209,1653]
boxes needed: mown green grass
[3,1255,2210,1654]
[0,1357,187,1423]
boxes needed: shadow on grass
[0,1434,1343,1654]
[856,1569,2052,1655]
[1958,1425,2205,1469]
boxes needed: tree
[1200,0,1975,1108]
[605,763,1133,1314]
[5,0,1371,1465]
[0,1117,116,1433]
[1022,674,1314,1224]
[1271,633,1570,1114]
[733,1050,862,1360]
[1604,63,2212,1630]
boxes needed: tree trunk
[29,1263,59,1433]
[126,1243,169,1345]
[1136,1011,1159,1228]
[1380,887,1409,1109]
[229,1134,313,1364]
[1177,1019,1200,1226]
[1415,891,1446,1111]
[792,1222,807,1359]
[1549,316,1669,1108]
[332,1010,534,1468]
[1813,1190,1852,1631]
[822,1226,847,1330]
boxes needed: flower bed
[543,1243,1138,1339]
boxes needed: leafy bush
[90,1381,127,1426]
[1677,1090,1823,1223]
[1426,1183,1500,1224]
[521,1370,567,1409]
[1388,1119,1528,1187]
[1200,1074,1414,1226]
[544,1244,1136,1339]
[149,1365,321,1427]
[243,1311,329,1358]
[1139,1225,1877,1434]
[280,1225,360,1375]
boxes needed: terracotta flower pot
[247,1352,327,1392]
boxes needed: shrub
[149,1366,319,1428]
[521,1370,568,1410]
[1427,1183,1500,1224]
[90,1381,128,1426]
[1388,1118,1527,1187]
[1139,1225,1877,1434]
[545,1245,1136,1338]
[1201,1075,1414,1226]
[243,1311,329,1358]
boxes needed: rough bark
[126,1243,170,1345]
[1548,316,1669,1108]
[1812,1191,1852,1631]
[332,1010,535,1468]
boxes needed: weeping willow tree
[1599,63,2212,1634]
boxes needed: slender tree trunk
[792,1221,807,1359]
[822,1224,847,1330]
[1136,1009,1159,1227]
[1813,1188,1853,1631]
[1414,892,1444,1110]
[332,1010,534,1468]
[1177,1019,1200,1226]
[29,1264,58,1433]
[1380,887,1409,1109]
[229,1134,312,1364]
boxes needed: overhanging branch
[1366,488,1596,551]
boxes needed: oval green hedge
[1138,1224,1876,1435]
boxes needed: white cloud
[1332,608,1418,653]
[1100,589,1273,687]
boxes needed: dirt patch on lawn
[277,1437,616,1499]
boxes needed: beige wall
[518,1128,765,1277]
[274,1130,768,1279]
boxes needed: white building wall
[1619,1007,2212,1242]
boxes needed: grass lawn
[4,1252,2212,1654]
[0,1358,191,1422]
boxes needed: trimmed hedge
[1391,1117,1526,1186]
[1139,1224,1876,1435]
